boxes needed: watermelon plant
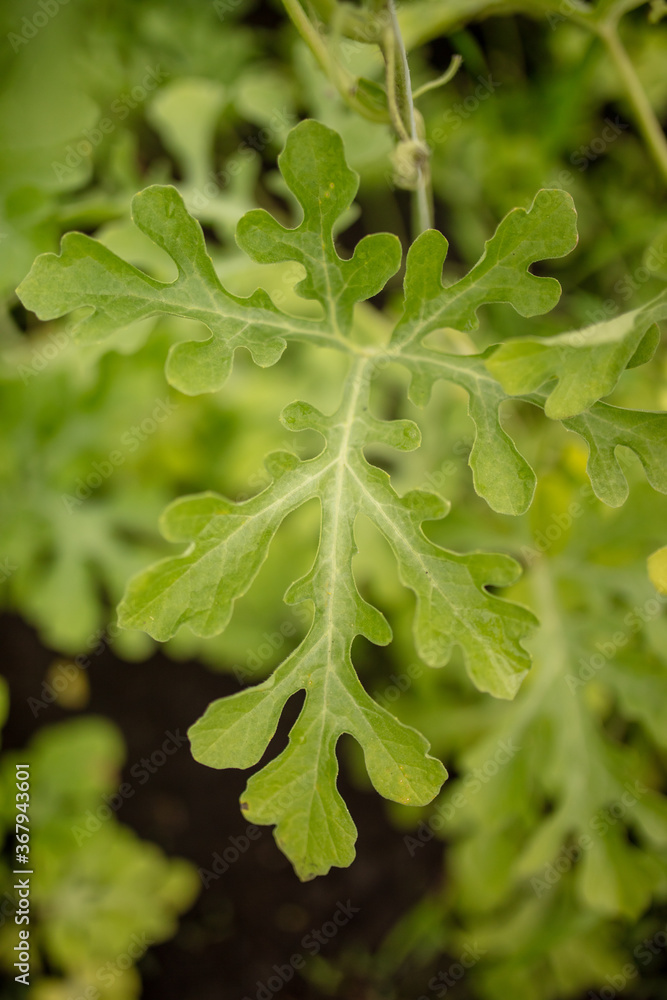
[15,0,667,883]
[2,0,667,995]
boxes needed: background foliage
[1,0,666,997]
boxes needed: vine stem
[386,0,433,236]
[597,20,667,185]
[280,0,386,123]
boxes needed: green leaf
[388,190,577,515]
[560,402,667,506]
[146,77,258,241]
[16,121,401,396]
[397,0,595,51]
[16,184,294,395]
[398,347,537,515]
[18,121,597,879]
[119,368,537,877]
[392,191,578,348]
[486,291,667,419]
[236,120,401,334]
[0,717,198,974]
[15,132,582,520]
[146,78,228,191]
[577,825,658,920]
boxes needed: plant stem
[597,21,667,185]
[282,0,336,77]
[386,0,433,236]
[387,0,417,144]
[383,32,411,142]
[412,56,462,101]
[280,0,386,122]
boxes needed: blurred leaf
[0,716,198,991]
[648,545,667,593]
[486,292,667,419]
[559,402,667,506]
[577,826,658,920]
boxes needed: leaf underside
[17,119,666,878]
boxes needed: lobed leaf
[398,347,537,515]
[391,189,578,348]
[120,373,536,875]
[387,189,577,514]
[16,185,298,394]
[20,117,667,879]
[16,122,400,396]
[486,291,667,419]
[236,120,402,333]
[560,402,667,506]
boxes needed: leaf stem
[383,31,411,143]
[280,0,387,122]
[596,20,667,184]
[386,0,417,145]
[385,0,433,237]
[412,56,463,101]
